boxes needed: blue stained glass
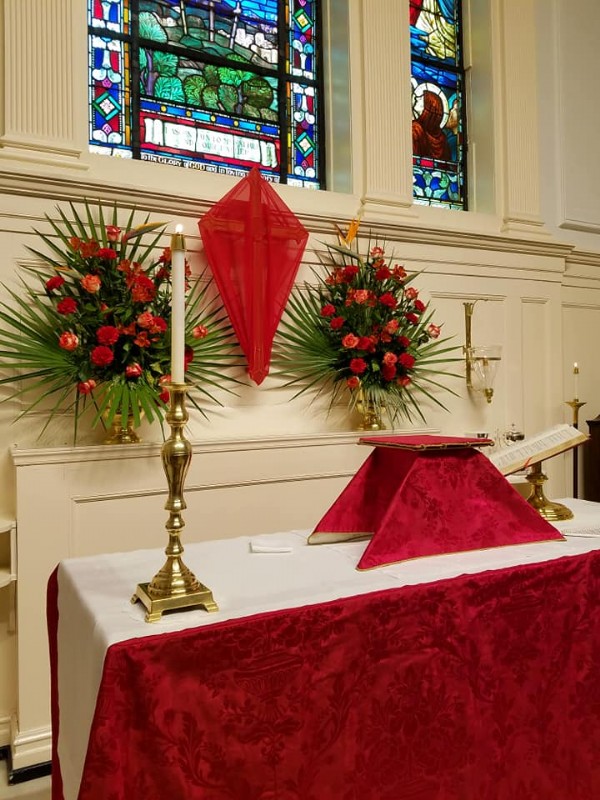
[88,0,323,188]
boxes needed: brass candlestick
[566,399,586,498]
[132,384,218,622]
[525,461,573,521]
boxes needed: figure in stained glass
[410,0,465,209]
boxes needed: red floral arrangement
[276,227,457,424]
[0,202,238,440]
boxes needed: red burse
[308,435,564,569]
[199,168,309,385]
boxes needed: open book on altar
[488,424,588,476]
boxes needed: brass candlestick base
[131,384,218,622]
[525,461,573,522]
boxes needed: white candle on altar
[170,224,186,385]
[573,362,579,400]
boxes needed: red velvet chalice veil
[199,168,308,384]
[309,435,564,569]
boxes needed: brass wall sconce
[464,301,502,403]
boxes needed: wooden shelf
[0,518,16,588]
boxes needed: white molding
[9,719,52,771]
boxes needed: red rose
[357,336,372,351]
[382,364,397,381]
[384,320,399,334]
[428,324,441,339]
[96,325,120,345]
[405,313,419,325]
[77,379,97,395]
[414,299,426,313]
[379,293,398,309]
[349,358,368,375]
[399,353,416,369]
[382,351,398,366]
[342,333,360,349]
[105,225,121,243]
[397,375,412,387]
[58,332,79,351]
[192,324,208,339]
[347,376,360,389]
[81,274,101,293]
[46,275,65,292]
[56,297,77,315]
[320,304,335,317]
[96,248,118,260]
[90,345,114,367]
[136,311,154,329]
[125,363,143,379]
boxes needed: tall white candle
[573,362,579,400]
[170,224,186,384]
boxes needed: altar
[50,498,600,800]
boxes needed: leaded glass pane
[410,0,466,209]
[88,0,323,187]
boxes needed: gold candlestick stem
[132,384,218,622]
[565,399,586,498]
[525,461,573,521]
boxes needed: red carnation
[96,325,120,346]
[379,293,398,309]
[90,345,114,367]
[382,364,397,381]
[330,316,345,330]
[130,274,156,303]
[46,275,65,292]
[398,336,411,348]
[414,299,426,313]
[375,267,391,281]
[96,248,118,260]
[343,265,359,281]
[399,353,416,369]
[56,297,77,315]
[321,304,336,317]
[349,358,368,375]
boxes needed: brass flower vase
[103,412,140,445]
[355,390,385,431]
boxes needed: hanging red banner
[199,168,309,385]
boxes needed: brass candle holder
[132,384,218,622]
[525,460,573,521]
[566,398,586,498]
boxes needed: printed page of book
[489,424,588,476]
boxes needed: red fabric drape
[309,447,563,569]
[65,550,600,799]
[199,169,308,384]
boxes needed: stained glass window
[88,0,324,189]
[410,0,466,209]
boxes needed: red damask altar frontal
[50,550,600,800]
